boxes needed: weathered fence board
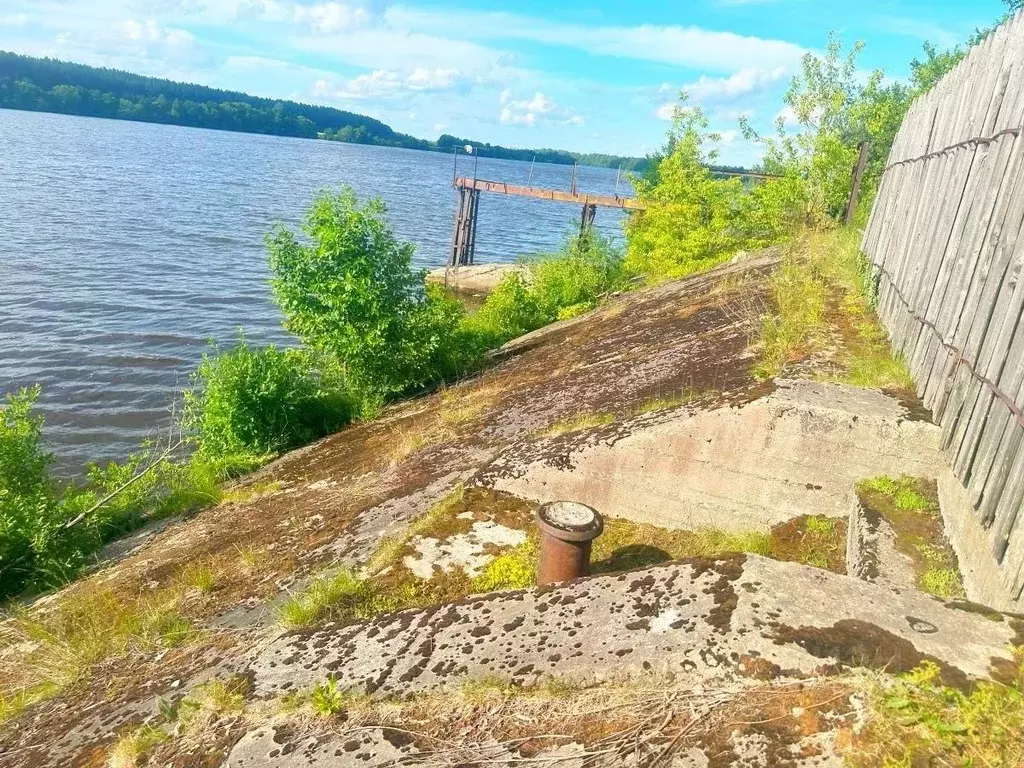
[862,10,1024,602]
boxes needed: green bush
[625,100,747,279]
[462,272,549,349]
[0,388,93,595]
[463,231,627,349]
[267,188,468,403]
[182,336,354,463]
[529,230,627,317]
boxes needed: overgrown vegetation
[755,228,913,387]
[465,228,630,347]
[857,475,965,599]
[857,656,1024,766]
[0,585,194,723]
[182,336,354,464]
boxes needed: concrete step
[251,555,1019,701]
[846,496,918,591]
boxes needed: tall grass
[756,228,913,388]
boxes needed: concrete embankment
[4,250,1020,768]
[425,262,526,294]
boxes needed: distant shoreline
[0,50,748,176]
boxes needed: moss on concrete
[857,476,964,599]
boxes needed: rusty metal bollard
[536,501,604,586]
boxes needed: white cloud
[654,67,786,120]
[684,66,788,104]
[315,66,470,101]
[654,102,677,121]
[122,19,195,47]
[384,7,807,73]
[292,2,369,33]
[500,91,583,127]
[1,13,29,27]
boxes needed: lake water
[0,109,631,476]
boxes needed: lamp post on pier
[452,143,477,186]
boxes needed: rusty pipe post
[536,501,603,586]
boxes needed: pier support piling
[579,203,597,238]
[449,187,481,267]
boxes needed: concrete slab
[846,498,918,591]
[483,380,946,533]
[250,555,1020,702]
[222,724,417,767]
[426,263,527,294]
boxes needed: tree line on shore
[0,50,652,171]
[2,2,1020,599]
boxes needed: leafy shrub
[625,100,747,279]
[529,230,627,317]
[462,272,548,349]
[0,387,93,595]
[182,336,354,463]
[267,188,467,402]
[464,231,627,348]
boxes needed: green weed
[275,569,380,628]
[310,676,369,717]
[856,656,1024,766]
[539,411,616,438]
[471,542,537,592]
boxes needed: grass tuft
[629,388,707,416]
[855,655,1024,766]
[106,724,170,768]
[275,569,380,628]
[178,562,217,594]
[539,411,616,438]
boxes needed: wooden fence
[862,11,1024,601]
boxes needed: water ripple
[0,109,631,476]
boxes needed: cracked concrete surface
[485,380,946,533]
[251,555,1019,701]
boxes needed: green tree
[743,33,864,222]
[625,97,745,278]
[267,189,465,406]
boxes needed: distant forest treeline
[0,51,691,173]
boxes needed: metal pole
[844,141,870,225]
[528,155,536,185]
[452,146,458,187]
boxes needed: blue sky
[0,0,1006,164]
